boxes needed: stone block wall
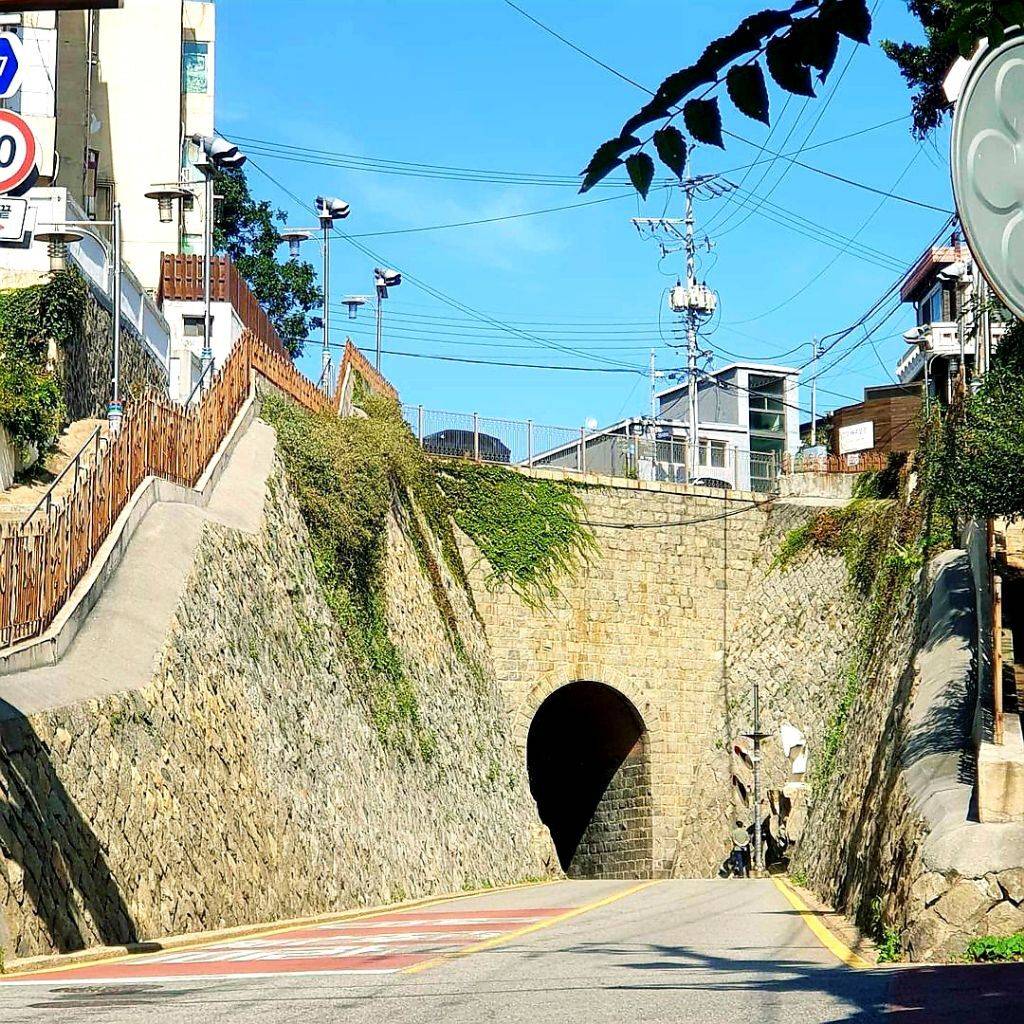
[460,479,861,879]
[54,286,168,420]
[0,458,549,960]
[569,740,653,880]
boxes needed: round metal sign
[0,110,36,196]
[952,31,1024,318]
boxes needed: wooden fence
[0,332,333,649]
[783,451,891,475]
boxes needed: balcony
[896,322,976,384]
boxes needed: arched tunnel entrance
[527,681,653,879]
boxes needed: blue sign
[0,34,23,101]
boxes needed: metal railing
[22,426,107,527]
[401,404,781,492]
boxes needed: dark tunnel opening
[526,681,653,879]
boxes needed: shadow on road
[0,698,137,955]
[559,940,1022,1022]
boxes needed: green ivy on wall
[772,466,931,794]
[436,461,596,608]
[261,391,471,758]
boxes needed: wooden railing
[0,332,333,649]
[783,451,891,475]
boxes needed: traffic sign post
[0,33,22,100]
[0,110,37,196]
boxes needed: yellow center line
[772,877,872,969]
[404,879,661,975]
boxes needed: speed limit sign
[0,110,36,196]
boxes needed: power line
[500,0,651,94]
[246,158,645,371]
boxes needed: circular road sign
[0,110,36,196]
[952,31,1024,319]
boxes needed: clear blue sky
[215,0,950,429]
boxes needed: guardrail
[401,404,780,491]
[784,451,890,474]
[0,333,334,649]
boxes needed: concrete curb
[0,879,558,978]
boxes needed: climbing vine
[261,391,473,757]
[436,461,596,608]
[772,461,932,792]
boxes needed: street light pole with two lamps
[279,195,350,394]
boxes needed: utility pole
[684,184,700,480]
[649,349,657,419]
[744,684,771,876]
[633,170,732,483]
[810,338,820,447]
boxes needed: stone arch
[525,678,654,879]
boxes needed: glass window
[183,315,210,337]
[748,375,786,436]
[699,439,727,467]
[182,41,209,94]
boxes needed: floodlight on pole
[373,268,402,371]
[188,133,247,393]
[314,196,351,393]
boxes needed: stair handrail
[21,425,106,528]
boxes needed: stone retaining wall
[54,287,168,420]
[0,456,549,960]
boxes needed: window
[748,374,786,435]
[699,439,727,467]
[183,315,210,337]
[916,283,956,325]
[182,41,209,94]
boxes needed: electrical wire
[246,158,646,372]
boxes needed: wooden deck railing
[0,332,335,649]
[783,451,891,475]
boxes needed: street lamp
[144,184,191,224]
[279,228,311,261]
[373,267,401,372]
[37,204,124,433]
[190,133,246,389]
[315,196,351,392]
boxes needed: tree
[583,0,1022,195]
[213,167,321,358]
[881,1,1024,137]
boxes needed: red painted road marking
[0,907,571,985]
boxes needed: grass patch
[436,460,596,607]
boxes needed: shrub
[965,933,1024,962]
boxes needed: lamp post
[314,196,351,393]
[373,267,401,372]
[37,204,124,433]
[189,134,246,389]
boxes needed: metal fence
[401,404,781,492]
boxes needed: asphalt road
[0,879,1020,1023]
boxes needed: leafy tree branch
[213,167,322,358]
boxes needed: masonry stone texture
[2,433,1021,961]
[0,457,549,960]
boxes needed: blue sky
[215,0,950,430]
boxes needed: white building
[895,235,1010,401]
[0,1,215,293]
[533,362,800,493]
